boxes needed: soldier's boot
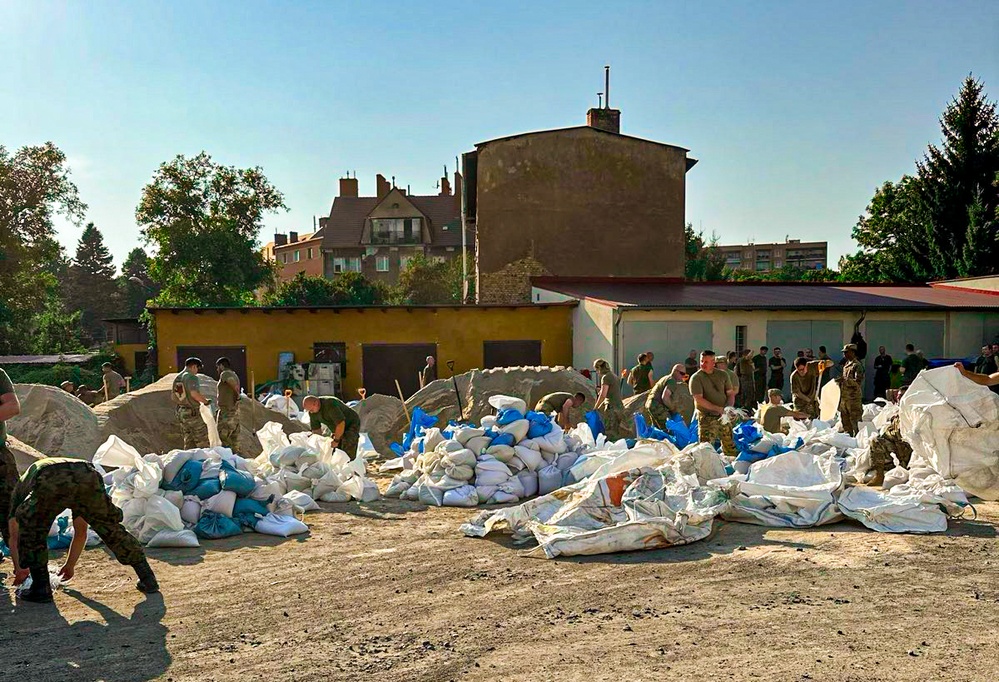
[134,560,160,594]
[867,468,885,488]
[20,566,54,603]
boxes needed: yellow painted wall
[114,343,148,375]
[152,305,574,397]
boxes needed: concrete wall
[152,305,575,398]
[475,128,689,303]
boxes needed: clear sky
[3,1,997,269]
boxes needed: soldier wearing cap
[215,357,241,450]
[172,357,210,448]
[101,362,126,401]
[836,343,865,436]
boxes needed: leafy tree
[66,222,120,342]
[840,76,999,282]
[136,152,287,306]
[395,254,460,304]
[264,271,385,306]
[0,142,86,353]
[684,224,726,281]
[29,298,86,354]
[118,246,159,317]
[727,265,841,283]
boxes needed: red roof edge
[530,276,935,288]
[928,283,999,297]
[532,276,686,286]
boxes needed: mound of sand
[6,435,46,474]
[377,366,596,456]
[8,384,102,460]
[94,373,308,457]
[354,394,406,457]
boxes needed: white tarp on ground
[461,447,729,559]
[900,366,999,500]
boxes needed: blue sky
[3,0,997,269]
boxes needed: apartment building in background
[715,239,828,272]
[265,231,325,282]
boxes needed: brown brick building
[716,239,828,272]
[266,231,325,282]
[462,103,697,303]
[318,171,472,284]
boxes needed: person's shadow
[0,576,170,682]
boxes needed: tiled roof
[531,277,999,310]
[321,194,466,249]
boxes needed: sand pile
[353,394,406,456]
[6,436,45,473]
[94,373,308,457]
[8,384,102,460]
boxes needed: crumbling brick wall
[477,257,552,304]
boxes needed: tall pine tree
[118,246,159,316]
[917,75,999,279]
[67,222,120,343]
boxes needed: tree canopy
[684,224,726,281]
[67,222,120,342]
[264,272,386,306]
[136,152,286,306]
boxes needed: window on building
[313,341,346,364]
[370,218,422,245]
[333,257,345,273]
[399,255,414,271]
[376,255,389,272]
[281,253,288,264]
[735,325,748,354]
[308,248,314,259]
[294,250,301,262]
[347,257,361,273]
[433,255,446,264]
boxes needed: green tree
[136,152,287,306]
[118,246,159,317]
[264,271,385,306]
[727,265,841,282]
[66,222,120,342]
[0,142,86,353]
[30,299,86,354]
[840,76,999,282]
[395,254,461,304]
[684,224,726,281]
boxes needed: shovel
[447,360,464,417]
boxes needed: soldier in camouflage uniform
[215,357,241,450]
[8,457,158,602]
[837,344,865,437]
[868,413,913,486]
[593,359,626,441]
[689,351,737,456]
[172,357,210,448]
[646,364,695,429]
[1,367,22,554]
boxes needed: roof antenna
[604,65,610,109]
[391,175,396,188]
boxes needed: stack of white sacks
[93,419,378,548]
[385,395,607,507]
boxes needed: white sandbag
[299,461,331,480]
[442,484,479,508]
[499,419,530,442]
[160,449,195,484]
[491,490,520,504]
[147,529,201,548]
[488,395,528,414]
[498,474,526,499]
[438,440,465,454]
[506,456,526,473]
[837,486,948,534]
[180,497,202,525]
[556,451,580,471]
[474,458,512,486]
[401,484,421,501]
[513,445,543,472]
[161,490,184,510]
[882,466,910,490]
[517,469,539,498]
[422,428,445,453]
[443,448,476,468]
[311,469,344,501]
[250,478,283,502]
[385,476,415,498]
[203,490,238,517]
[271,445,308,469]
[256,421,290,457]
[476,485,499,504]
[445,464,475,481]
[283,490,320,512]
[135,494,185,543]
[93,434,145,471]
[465,436,493,454]
[535,423,568,454]
[417,483,445,507]
[480,415,498,430]
[263,394,301,418]
[454,427,485,446]
[200,402,222,448]
[317,488,351,503]
[538,463,564,496]
[288,431,334,463]
[483,444,516,463]
[255,512,309,537]
[279,469,312,493]
[819,381,840,423]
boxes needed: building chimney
[586,107,621,134]
[453,171,462,211]
[339,175,358,198]
[376,174,390,199]
[274,232,288,246]
[440,165,451,197]
[289,231,299,243]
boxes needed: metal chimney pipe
[604,65,610,109]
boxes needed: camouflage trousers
[645,400,671,431]
[217,407,240,450]
[337,424,360,460]
[14,461,146,570]
[699,414,737,457]
[839,396,863,437]
[870,433,913,474]
[177,405,209,449]
[599,406,626,441]
[0,444,18,548]
[793,395,819,419]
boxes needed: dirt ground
[1,482,997,682]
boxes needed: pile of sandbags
[385,395,590,506]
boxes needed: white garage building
[532,276,999,398]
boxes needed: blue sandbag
[232,496,270,517]
[192,477,223,500]
[47,515,73,550]
[195,510,243,539]
[634,413,669,441]
[233,511,261,530]
[220,461,256,496]
[732,421,763,453]
[161,459,205,493]
[390,442,405,457]
[402,407,438,451]
[585,410,604,438]
[525,411,554,438]
[488,432,516,447]
[663,414,698,449]
[496,408,526,426]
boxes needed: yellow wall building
[150,303,575,399]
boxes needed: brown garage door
[483,340,542,369]
[362,343,436,399]
[177,346,248,388]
